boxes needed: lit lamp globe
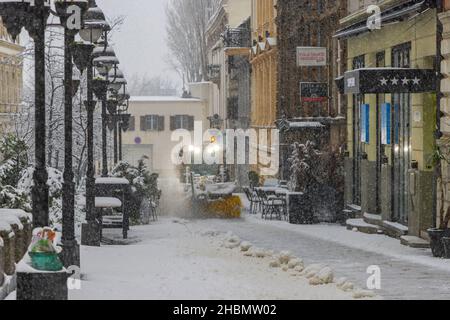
[108,68,127,92]
[93,56,120,76]
[109,77,127,93]
[79,4,110,44]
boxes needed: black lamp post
[54,0,89,268]
[92,45,119,176]
[107,68,126,165]
[116,89,130,162]
[77,0,110,247]
[0,0,51,228]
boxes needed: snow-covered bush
[17,166,64,225]
[18,167,63,200]
[0,185,32,212]
[288,141,323,192]
[0,133,29,187]
[112,158,160,224]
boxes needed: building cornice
[0,39,25,55]
[339,0,411,27]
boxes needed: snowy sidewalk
[69,218,363,300]
[190,197,450,300]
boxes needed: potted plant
[248,171,260,189]
[428,145,450,258]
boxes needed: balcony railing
[222,26,251,48]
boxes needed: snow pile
[353,289,377,299]
[309,267,334,286]
[222,233,241,249]
[239,241,252,252]
[0,275,16,301]
[194,223,378,300]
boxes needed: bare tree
[128,74,178,96]
[166,0,212,84]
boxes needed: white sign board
[296,47,327,67]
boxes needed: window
[129,116,135,131]
[170,115,194,130]
[140,115,164,131]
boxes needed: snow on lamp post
[0,0,51,229]
[77,0,110,247]
[54,0,89,269]
[92,45,120,176]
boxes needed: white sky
[96,0,179,85]
[97,0,178,85]
[20,0,180,89]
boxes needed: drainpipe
[433,0,444,228]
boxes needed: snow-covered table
[78,197,123,208]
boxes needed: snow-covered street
[193,210,450,300]
[68,218,370,300]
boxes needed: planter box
[0,241,4,287]
[0,229,15,275]
[288,192,315,225]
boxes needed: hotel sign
[342,68,436,94]
[296,47,327,66]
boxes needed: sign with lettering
[300,82,328,102]
[381,103,391,145]
[296,47,327,66]
[360,104,370,143]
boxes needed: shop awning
[334,0,430,39]
[336,67,436,94]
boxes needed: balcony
[222,26,251,48]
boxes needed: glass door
[391,43,411,225]
[376,51,386,215]
[352,55,365,205]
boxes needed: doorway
[391,42,411,225]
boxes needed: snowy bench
[95,178,132,239]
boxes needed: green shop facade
[336,0,438,239]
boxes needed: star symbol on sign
[412,77,421,85]
[391,77,399,85]
[380,77,388,85]
[402,77,410,85]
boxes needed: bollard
[0,227,15,275]
[0,237,4,287]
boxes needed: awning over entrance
[336,68,436,95]
[334,0,430,39]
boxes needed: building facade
[122,92,209,178]
[276,0,347,180]
[250,0,278,177]
[336,0,438,239]
[0,20,23,135]
[205,0,251,186]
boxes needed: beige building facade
[122,86,210,178]
[0,20,23,134]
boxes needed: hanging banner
[360,104,370,143]
[381,103,391,145]
[296,47,327,66]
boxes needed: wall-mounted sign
[135,137,142,145]
[381,103,391,145]
[360,104,370,143]
[296,47,327,66]
[300,82,328,102]
[340,68,436,94]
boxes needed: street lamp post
[106,68,127,165]
[92,46,119,175]
[77,0,110,246]
[55,0,89,268]
[0,0,51,228]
